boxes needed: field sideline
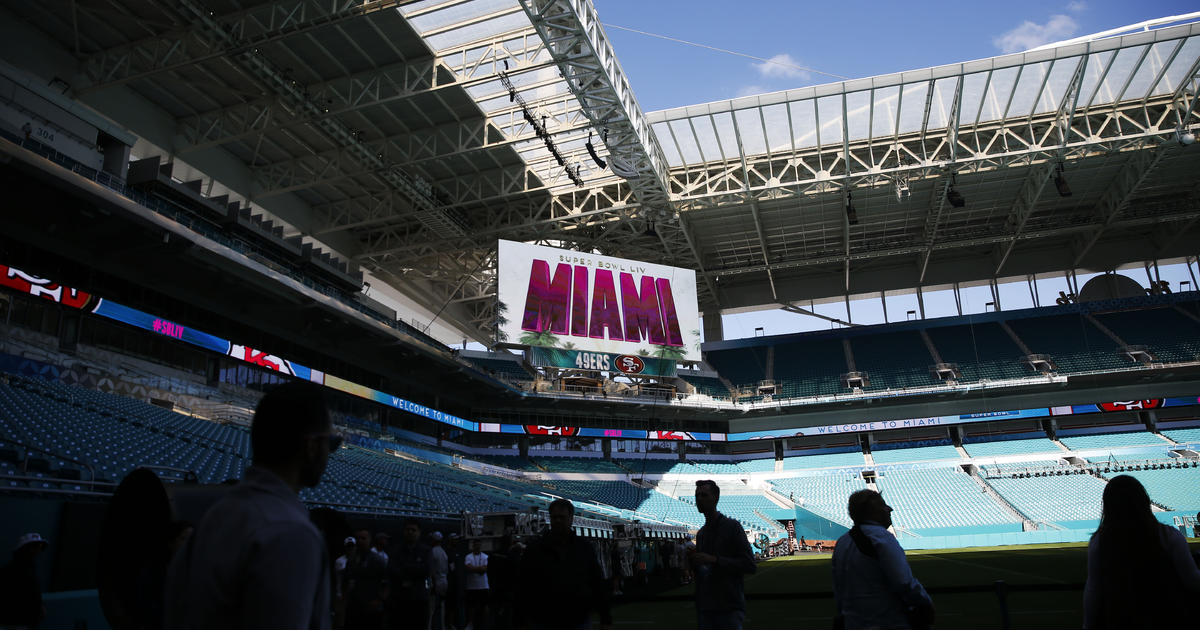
[611,540,1199,629]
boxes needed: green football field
[610,540,1199,629]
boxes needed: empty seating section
[1162,427,1200,444]
[0,377,249,485]
[849,332,937,390]
[927,322,1028,382]
[1097,466,1200,511]
[870,444,961,464]
[769,475,866,527]
[675,494,785,535]
[1059,431,1164,451]
[694,461,746,474]
[616,459,691,475]
[781,450,864,470]
[534,457,627,473]
[771,338,847,398]
[704,347,769,390]
[679,374,730,398]
[875,468,1020,531]
[473,455,541,471]
[737,458,777,472]
[983,468,1107,524]
[963,437,1060,457]
[1093,308,1200,362]
[548,480,705,527]
[1007,314,1125,373]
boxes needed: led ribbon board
[3,264,1197,443]
[0,264,475,431]
[497,240,701,365]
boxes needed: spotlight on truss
[1051,162,1072,197]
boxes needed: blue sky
[594,0,1198,112]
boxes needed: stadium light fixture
[1172,125,1195,146]
[1053,163,1072,197]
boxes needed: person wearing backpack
[831,490,933,630]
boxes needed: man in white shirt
[463,539,489,630]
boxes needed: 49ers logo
[523,425,579,436]
[1098,400,1164,412]
[615,355,645,374]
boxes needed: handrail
[0,435,97,482]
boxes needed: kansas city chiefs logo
[524,425,579,436]
[648,430,693,441]
[615,355,646,374]
[1098,400,1164,412]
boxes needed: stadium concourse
[2,0,1200,627]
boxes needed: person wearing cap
[165,381,338,630]
[333,536,357,629]
[343,530,386,630]
[428,532,449,630]
[0,533,48,628]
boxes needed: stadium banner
[528,347,677,377]
[478,424,724,441]
[497,240,701,363]
[726,407,1055,441]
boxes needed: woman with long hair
[1083,475,1200,628]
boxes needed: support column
[99,133,131,180]
[702,308,724,343]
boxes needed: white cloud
[735,84,768,98]
[1066,1,1086,12]
[994,14,1079,54]
[752,53,811,80]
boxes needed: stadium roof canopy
[4,1,1200,344]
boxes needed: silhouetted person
[136,521,192,630]
[1083,475,1200,629]
[690,480,755,630]
[429,532,448,630]
[372,533,391,565]
[0,533,49,628]
[832,489,932,630]
[343,530,386,630]
[445,534,466,630]
[387,520,431,630]
[165,381,338,630]
[515,499,612,630]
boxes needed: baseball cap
[343,536,356,546]
[16,533,47,551]
[430,531,443,541]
